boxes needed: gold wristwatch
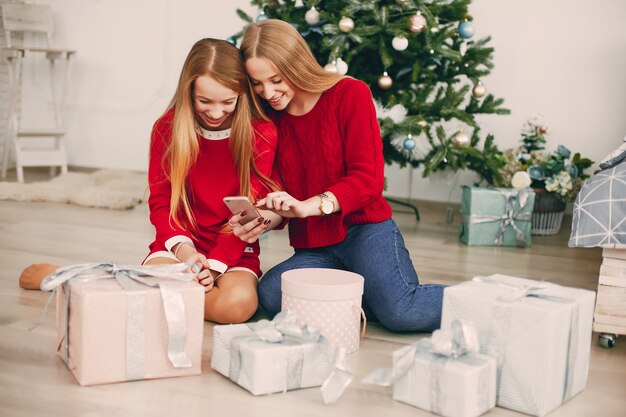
[318,193,335,216]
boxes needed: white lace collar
[195,125,231,140]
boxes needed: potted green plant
[495,115,594,235]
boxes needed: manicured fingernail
[257,217,264,223]
[264,219,271,225]
[241,211,247,217]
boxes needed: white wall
[17,0,257,172]
[14,0,626,203]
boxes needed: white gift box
[393,348,496,417]
[441,274,596,417]
[211,320,336,396]
[362,321,496,417]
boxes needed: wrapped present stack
[40,262,205,386]
[441,274,595,417]
[593,248,626,338]
[459,186,535,247]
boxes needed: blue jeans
[258,219,445,332]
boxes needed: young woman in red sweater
[19,38,278,324]
[231,19,445,332]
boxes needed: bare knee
[206,287,258,324]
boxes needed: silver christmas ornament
[392,36,409,51]
[305,7,320,25]
[338,16,354,33]
[377,71,393,89]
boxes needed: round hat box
[281,268,364,353]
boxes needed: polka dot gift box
[281,269,364,353]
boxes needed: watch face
[321,200,333,215]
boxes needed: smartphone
[223,196,262,225]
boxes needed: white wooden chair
[1,2,76,182]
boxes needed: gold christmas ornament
[305,6,320,25]
[338,16,354,33]
[409,12,427,33]
[472,82,486,98]
[452,130,470,145]
[377,71,393,90]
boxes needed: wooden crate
[593,250,626,335]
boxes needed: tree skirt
[0,170,147,210]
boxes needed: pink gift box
[281,268,364,353]
[55,272,204,386]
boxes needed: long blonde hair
[240,19,345,93]
[162,38,276,231]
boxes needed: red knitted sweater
[270,78,392,248]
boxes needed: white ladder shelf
[1,3,76,182]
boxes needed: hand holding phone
[223,196,262,225]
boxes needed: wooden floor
[1,179,625,417]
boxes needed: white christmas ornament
[472,82,486,98]
[392,36,409,51]
[324,62,338,74]
[305,7,320,25]
[335,58,349,75]
[338,16,354,33]
[295,0,304,7]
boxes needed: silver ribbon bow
[362,320,480,386]
[228,310,352,404]
[462,188,531,247]
[40,262,198,381]
[361,320,491,413]
[472,276,579,404]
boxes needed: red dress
[146,109,277,277]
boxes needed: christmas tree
[233,0,510,185]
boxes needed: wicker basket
[532,189,566,235]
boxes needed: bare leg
[204,271,258,324]
[19,264,59,290]
[143,258,258,323]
